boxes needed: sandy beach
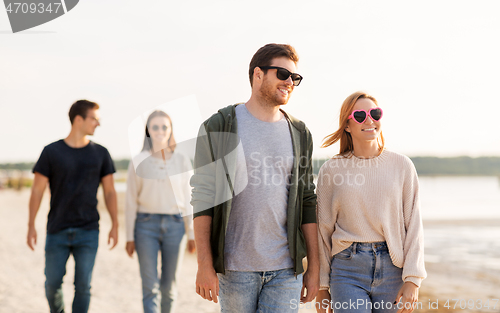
[1,189,499,313]
[0,189,317,313]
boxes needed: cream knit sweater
[317,149,426,290]
[125,151,194,242]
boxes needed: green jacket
[191,104,317,275]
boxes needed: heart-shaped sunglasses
[348,108,383,124]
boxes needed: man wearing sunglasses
[27,100,118,313]
[191,43,319,312]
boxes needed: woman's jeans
[330,242,404,313]
[135,213,186,313]
[45,228,99,313]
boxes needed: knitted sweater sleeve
[317,163,336,290]
[125,160,142,242]
[401,158,427,287]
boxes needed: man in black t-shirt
[27,100,118,313]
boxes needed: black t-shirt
[33,139,116,234]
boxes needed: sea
[420,176,500,220]
[419,176,500,276]
[115,176,500,275]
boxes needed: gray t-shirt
[224,104,294,271]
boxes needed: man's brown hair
[248,43,299,87]
[68,100,100,124]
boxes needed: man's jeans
[330,242,404,313]
[218,269,303,313]
[45,228,99,313]
[135,213,186,313]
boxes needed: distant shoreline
[2,156,500,176]
[423,218,500,226]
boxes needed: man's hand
[108,226,118,250]
[101,173,118,250]
[195,265,219,303]
[27,226,37,250]
[125,241,135,257]
[187,239,196,253]
[193,216,217,302]
[395,282,419,313]
[301,267,319,303]
[315,290,332,313]
[27,172,47,251]
[301,223,320,303]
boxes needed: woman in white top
[316,92,426,313]
[125,110,195,313]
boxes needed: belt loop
[352,242,357,255]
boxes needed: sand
[0,189,317,313]
[1,189,498,313]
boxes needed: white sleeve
[125,160,142,242]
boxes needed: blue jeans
[330,242,404,313]
[218,269,303,313]
[135,213,186,313]
[45,228,99,313]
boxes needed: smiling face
[345,98,382,144]
[258,57,296,106]
[147,116,172,150]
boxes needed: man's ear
[253,67,263,84]
[73,115,84,125]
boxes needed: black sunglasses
[151,125,168,131]
[259,66,303,86]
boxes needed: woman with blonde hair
[125,110,195,313]
[316,92,426,313]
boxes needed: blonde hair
[321,91,385,155]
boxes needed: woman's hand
[315,290,332,313]
[187,239,196,253]
[395,282,419,313]
[125,241,135,257]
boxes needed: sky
[1,0,500,163]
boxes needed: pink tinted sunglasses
[348,107,383,124]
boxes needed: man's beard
[259,77,289,107]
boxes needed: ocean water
[424,225,500,271]
[419,177,500,275]
[419,176,500,220]
[116,176,500,274]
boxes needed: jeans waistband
[137,212,182,218]
[351,242,387,254]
